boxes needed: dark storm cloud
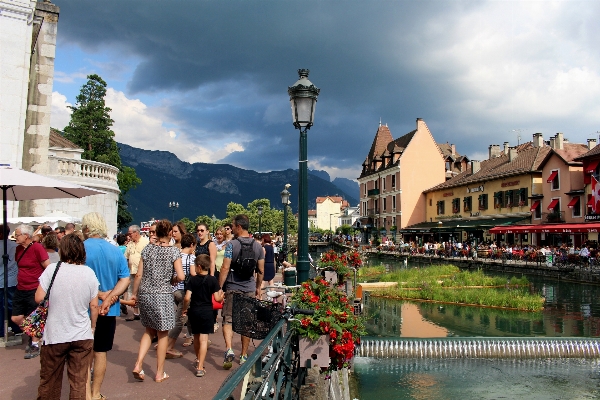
[54,1,600,176]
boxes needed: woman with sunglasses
[194,223,216,276]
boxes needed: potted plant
[292,277,366,370]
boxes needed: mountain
[118,143,359,224]
[308,169,331,182]
[332,177,359,201]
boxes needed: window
[518,188,528,206]
[478,194,488,210]
[383,177,386,191]
[463,196,472,212]
[452,198,460,214]
[383,198,387,211]
[504,190,514,207]
[392,195,396,210]
[437,200,445,215]
[571,196,581,217]
[534,201,542,219]
[429,198,432,206]
[392,216,396,226]
[375,199,378,213]
[494,191,504,209]
[363,184,366,196]
[445,161,451,170]
[549,169,560,190]
[391,175,396,188]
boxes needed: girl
[182,254,223,377]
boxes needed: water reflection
[362,259,600,338]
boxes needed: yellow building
[315,196,348,231]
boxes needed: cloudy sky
[50,0,600,180]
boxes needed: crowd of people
[0,212,278,399]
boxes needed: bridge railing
[214,319,306,400]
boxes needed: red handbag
[212,294,223,310]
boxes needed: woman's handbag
[212,294,223,310]
[21,261,62,339]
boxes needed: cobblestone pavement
[0,313,252,399]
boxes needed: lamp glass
[257,205,263,216]
[291,97,315,128]
[280,189,290,205]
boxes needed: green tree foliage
[339,224,353,235]
[62,74,141,229]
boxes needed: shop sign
[469,212,480,217]
[443,192,454,197]
[585,214,600,221]
[501,180,520,187]
[467,185,484,193]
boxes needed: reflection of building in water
[364,294,447,337]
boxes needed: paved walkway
[0,312,254,399]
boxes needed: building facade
[314,196,349,231]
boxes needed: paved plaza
[0,315,249,399]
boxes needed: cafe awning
[490,223,600,234]
[401,216,529,233]
[586,159,600,173]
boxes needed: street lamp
[281,184,291,255]
[212,214,216,235]
[289,69,320,283]
[169,201,179,222]
[257,205,264,237]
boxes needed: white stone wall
[0,0,36,218]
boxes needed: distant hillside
[332,177,359,201]
[118,143,359,223]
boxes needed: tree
[63,74,141,229]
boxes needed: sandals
[132,369,145,381]
[155,372,170,383]
[165,350,183,359]
[182,336,194,347]
[91,395,107,400]
[196,368,206,377]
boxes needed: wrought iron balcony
[543,211,565,223]
[366,208,378,217]
[367,188,380,198]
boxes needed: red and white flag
[593,176,600,214]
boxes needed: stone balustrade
[48,156,120,193]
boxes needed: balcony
[47,156,120,193]
[543,211,565,223]
[367,188,380,198]
[366,208,377,217]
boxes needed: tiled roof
[308,210,317,216]
[49,128,80,149]
[574,144,600,161]
[552,143,589,164]
[425,145,551,192]
[387,130,416,153]
[437,143,461,158]
[316,196,344,204]
[366,125,393,162]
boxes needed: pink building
[357,119,445,237]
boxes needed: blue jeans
[0,287,21,336]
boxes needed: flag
[593,176,600,214]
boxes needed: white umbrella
[1,166,103,343]
[7,211,81,227]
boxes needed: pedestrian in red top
[11,224,50,359]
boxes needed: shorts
[12,289,38,317]
[222,290,254,325]
[127,274,136,296]
[188,309,214,335]
[93,316,117,352]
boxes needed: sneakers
[240,355,248,365]
[24,344,40,359]
[223,348,235,370]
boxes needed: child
[182,254,223,377]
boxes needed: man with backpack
[218,214,264,369]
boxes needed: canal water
[353,257,600,399]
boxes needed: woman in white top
[36,234,99,400]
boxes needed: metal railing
[543,211,565,223]
[214,319,306,400]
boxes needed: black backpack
[231,238,258,280]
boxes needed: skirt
[138,293,176,331]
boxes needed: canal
[353,257,600,399]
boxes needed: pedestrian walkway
[0,316,251,399]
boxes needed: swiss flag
[593,176,600,214]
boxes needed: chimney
[503,142,509,155]
[488,144,501,159]
[588,139,597,150]
[451,143,456,156]
[471,160,481,174]
[550,137,556,149]
[533,133,544,147]
[555,132,564,150]
[509,148,518,162]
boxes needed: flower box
[299,335,330,368]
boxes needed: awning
[567,197,580,208]
[547,171,558,183]
[588,196,595,207]
[490,223,600,234]
[586,159,600,173]
[547,199,559,210]
[530,200,540,212]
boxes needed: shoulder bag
[21,261,62,339]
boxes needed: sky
[50,0,600,181]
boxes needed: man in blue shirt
[82,213,129,400]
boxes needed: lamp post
[212,214,216,235]
[281,185,291,255]
[257,205,263,237]
[169,201,179,222]
[288,69,320,283]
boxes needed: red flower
[301,318,310,327]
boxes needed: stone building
[0,0,120,235]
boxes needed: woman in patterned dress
[131,219,184,383]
